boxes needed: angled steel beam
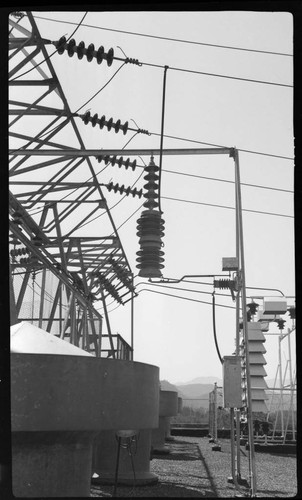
[9,147,233,156]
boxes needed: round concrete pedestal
[12,431,95,497]
[165,397,183,442]
[11,352,159,497]
[164,416,175,442]
[152,390,178,454]
[92,429,158,485]
[152,416,170,453]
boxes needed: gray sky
[14,10,295,384]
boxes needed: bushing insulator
[136,209,165,277]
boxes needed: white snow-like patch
[10,321,94,356]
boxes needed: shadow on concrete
[91,482,217,497]
[152,440,201,461]
[195,444,219,498]
[256,488,298,496]
[152,440,220,497]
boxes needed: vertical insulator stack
[136,156,165,278]
[142,156,160,210]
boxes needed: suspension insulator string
[104,182,143,198]
[77,110,150,136]
[52,36,142,66]
[95,154,137,171]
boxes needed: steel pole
[235,158,242,480]
[234,149,257,496]
[131,275,134,361]
[279,335,284,436]
[287,330,295,440]
[213,382,217,442]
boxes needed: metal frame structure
[9,12,134,359]
[266,325,296,442]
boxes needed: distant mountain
[176,376,222,386]
[160,380,181,393]
[161,378,296,411]
[160,380,221,409]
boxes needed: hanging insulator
[82,111,128,135]
[19,257,30,265]
[275,318,286,331]
[142,157,160,209]
[98,274,123,304]
[214,279,235,290]
[31,236,43,247]
[288,306,295,319]
[11,11,25,18]
[11,211,23,225]
[106,182,142,198]
[96,154,137,171]
[136,209,165,278]
[9,236,21,245]
[53,37,114,66]
[108,257,134,291]
[247,302,259,316]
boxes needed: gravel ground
[90,436,298,498]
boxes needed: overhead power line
[161,169,293,194]
[143,61,292,88]
[150,131,294,161]
[163,195,294,219]
[31,16,293,88]
[138,288,236,309]
[34,15,293,57]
